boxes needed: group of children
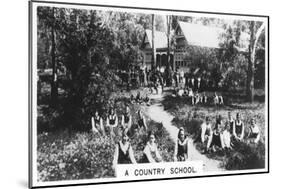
[174,87,224,106]
[91,105,148,138]
[174,73,203,92]
[110,110,261,171]
[200,112,261,153]
[112,126,191,171]
[130,91,150,105]
[92,105,192,171]
[92,93,261,171]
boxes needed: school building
[140,21,249,72]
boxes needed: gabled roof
[143,29,167,49]
[176,21,250,51]
[141,21,250,52]
[176,21,224,48]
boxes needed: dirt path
[146,93,224,172]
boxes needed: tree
[57,9,119,130]
[37,7,121,131]
[50,7,58,104]
[217,19,265,96]
[151,14,156,71]
[100,11,148,72]
[37,7,59,104]
[247,21,265,102]
[166,15,171,69]
[164,15,173,86]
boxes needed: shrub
[224,141,265,170]
[37,132,115,181]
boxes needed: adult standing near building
[184,73,189,88]
[194,76,198,91]
[191,76,195,90]
[173,71,178,88]
[144,67,148,86]
[197,76,202,92]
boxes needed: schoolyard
[37,86,266,181]
[161,89,266,170]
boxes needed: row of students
[91,106,148,137]
[112,131,161,172]
[175,88,224,106]
[201,112,260,153]
[113,127,190,170]
[231,113,260,144]
[112,112,261,168]
[173,72,219,92]
[130,92,150,105]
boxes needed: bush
[224,142,265,170]
[37,106,64,132]
[37,132,115,181]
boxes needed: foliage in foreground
[37,90,174,181]
[37,121,174,181]
[37,132,115,181]
[162,95,266,170]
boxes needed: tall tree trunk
[151,14,156,71]
[246,21,265,102]
[166,15,172,86]
[51,7,58,104]
[166,15,171,69]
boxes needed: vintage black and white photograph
[29,1,269,188]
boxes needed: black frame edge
[28,1,270,188]
[29,0,33,188]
